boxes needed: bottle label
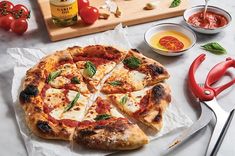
[50,0,78,20]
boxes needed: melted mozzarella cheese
[66,90,89,104]
[76,82,90,94]
[128,71,146,90]
[124,98,140,113]
[131,89,146,103]
[44,88,64,107]
[110,107,123,118]
[49,76,70,88]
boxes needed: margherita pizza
[19,45,171,151]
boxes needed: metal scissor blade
[167,104,214,151]
[204,99,234,156]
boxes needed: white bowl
[144,23,197,56]
[183,5,232,34]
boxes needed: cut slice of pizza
[20,83,90,140]
[108,83,171,132]
[41,49,91,95]
[73,97,148,150]
[68,45,127,92]
[101,49,170,94]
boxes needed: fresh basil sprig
[84,61,96,78]
[63,92,80,112]
[170,0,181,8]
[71,77,80,84]
[123,56,141,69]
[120,95,128,105]
[108,80,122,86]
[47,70,62,83]
[94,114,112,121]
[201,42,227,55]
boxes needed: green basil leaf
[94,114,112,121]
[201,42,227,55]
[108,80,122,86]
[63,92,80,112]
[71,77,80,84]
[47,70,62,83]
[123,56,141,69]
[170,0,181,8]
[84,61,96,78]
[120,95,128,105]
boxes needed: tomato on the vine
[12,4,30,19]
[0,1,14,12]
[11,18,28,35]
[80,6,99,24]
[0,14,14,30]
[78,0,90,13]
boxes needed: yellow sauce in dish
[150,30,192,52]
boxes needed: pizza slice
[101,49,170,94]
[108,83,171,132]
[68,45,126,92]
[73,97,148,150]
[20,82,90,140]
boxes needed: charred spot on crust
[34,106,42,112]
[19,85,39,104]
[37,120,52,133]
[79,129,97,136]
[94,125,106,130]
[153,114,162,122]
[24,85,39,96]
[148,64,164,76]
[19,91,30,103]
[152,84,165,102]
[131,49,140,53]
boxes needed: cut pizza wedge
[108,83,171,132]
[68,45,127,92]
[20,83,91,140]
[73,97,148,150]
[101,49,170,94]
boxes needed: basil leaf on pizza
[64,92,80,112]
[123,56,141,69]
[120,95,128,105]
[108,80,122,86]
[47,70,62,83]
[71,77,80,84]
[84,61,96,78]
[94,114,112,121]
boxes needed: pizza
[73,97,148,150]
[108,83,171,131]
[19,45,171,151]
[101,49,170,94]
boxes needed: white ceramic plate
[144,23,197,56]
[183,5,232,34]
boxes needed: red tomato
[12,4,30,19]
[80,6,99,24]
[0,14,14,30]
[159,36,184,52]
[11,19,28,35]
[0,1,14,12]
[78,0,89,13]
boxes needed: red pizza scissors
[167,54,235,156]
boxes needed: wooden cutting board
[37,0,189,41]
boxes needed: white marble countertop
[1,0,235,156]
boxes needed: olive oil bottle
[50,0,78,27]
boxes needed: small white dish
[183,5,232,34]
[144,23,196,56]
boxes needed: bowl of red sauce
[184,5,232,34]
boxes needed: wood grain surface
[37,0,189,41]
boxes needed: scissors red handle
[188,54,235,101]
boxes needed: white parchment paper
[8,24,192,156]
